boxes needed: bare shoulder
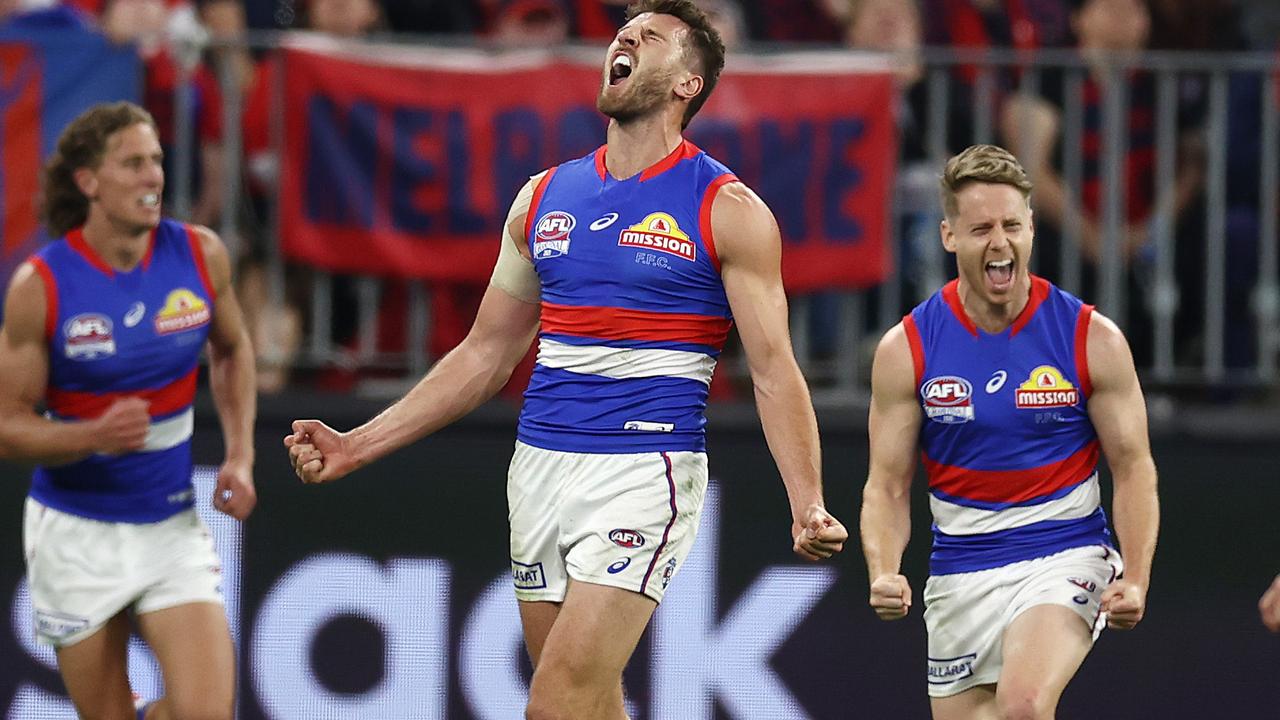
[871,321,918,398]
[188,223,232,290]
[711,180,772,221]
[1086,310,1138,390]
[2,261,48,341]
[710,180,779,263]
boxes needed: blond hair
[939,144,1033,220]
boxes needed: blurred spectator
[565,0,628,42]
[751,0,844,44]
[921,0,1073,53]
[1001,0,1206,364]
[1148,0,1246,52]
[488,0,571,47]
[382,0,482,35]
[698,0,745,51]
[1237,0,1280,50]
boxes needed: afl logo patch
[534,211,575,258]
[922,376,975,424]
[609,529,645,549]
[63,313,116,360]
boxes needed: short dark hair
[40,101,157,237]
[625,0,726,129]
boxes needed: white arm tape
[489,174,542,304]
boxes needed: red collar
[594,139,701,182]
[942,274,1049,337]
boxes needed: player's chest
[532,185,709,289]
[55,276,212,374]
[920,344,1087,433]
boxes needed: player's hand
[869,573,912,620]
[1259,575,1280,632]
[1101,578,1147,630]
[90,397,150,455]
[213,460,256,520]
[791,505,848,561]
[284,419,356,484]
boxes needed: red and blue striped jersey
[904,275,1112,575]
[519,140,737,453]
[27,219,214,523]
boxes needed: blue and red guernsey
[27,219,215,523]
[519,140,737,453]
[905,275,1113,575]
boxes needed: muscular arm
[714,182,845,558]
[194,226,258,518]
[1086,312,1159,597]
[861,323,923,617]
[0,264,145,464]
[198,227,256,470]
[288,177,544,483]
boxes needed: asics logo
[123,302,146,328]
[986,370,1008,394]
[589,212,619,231]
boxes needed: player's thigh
[996,604,1092,716]
[930,685,999,720]
[135,602,235,718]
[54,611,135,720]
[532,579,657,692]
[518,599,561,667]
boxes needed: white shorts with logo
[23,497,224,647]
[507,441,708,604]
[923,544,1123,697]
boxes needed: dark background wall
[1,395,1278,718]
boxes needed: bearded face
[596,13,692,124]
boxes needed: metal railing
[164,35,1279,401]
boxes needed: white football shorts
[23,497,224,647]
[507,441,708,604]
[922,544,1124,697]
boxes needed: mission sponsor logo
[155,289,211,335]
[1015,365,1079,408]
[533,211,575,258]
[921,375,975,424]
[63,313,116,360]
[617,212,696,261]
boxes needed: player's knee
[996,686,1054,720]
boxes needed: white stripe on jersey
[930,473,1101,536]
[536,338,717,385]
[143,408,193,452]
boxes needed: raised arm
[861,322,923,619]
[285,174,545,484]
[713,181,847,560]
[195,226,258,519]
[0,263,149,465]
[1085,310,1159,630]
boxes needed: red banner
[280,43,896,290]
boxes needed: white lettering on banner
[251,554,451,720]
[652,483,836,720]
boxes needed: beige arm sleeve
[488,174,543,305]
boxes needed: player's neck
[80,213,152,272]
[603,115,683,180]
[956,273,1031,334]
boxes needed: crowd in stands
[2,0,1277,395]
